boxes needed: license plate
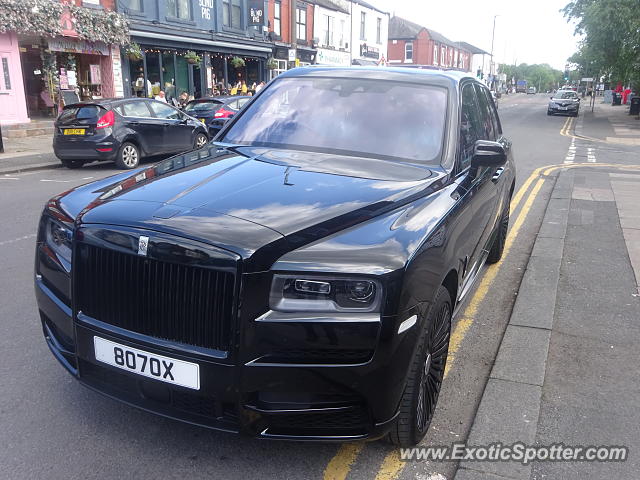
[63,128,86,135]
[199,118,206,124]
[559,107,568,110]
[93,336,200,390]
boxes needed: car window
[459,83,483,169]
[237,98,250,109]
[226,100,239,110]
[474,85,497,141]
[149,102,182,120]
[184,100,223,113]
[121,101,153,118]
[558,92,577,99]
[222,77,448,164]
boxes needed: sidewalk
[455,166,640,479]
[579,98,640,146]
[0,134,60,174]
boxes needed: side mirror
[471,140,507,168]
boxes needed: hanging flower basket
[184,51,201,64]
[230,56,246,69]
[266,58,278,70]
[125,43,143,61]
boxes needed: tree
[563,0,640,89]
[498,63,563,91]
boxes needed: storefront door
[0,33,29,124]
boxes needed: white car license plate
[93,336,200,390]
[559,106,568,110]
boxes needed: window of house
[376,18,382,44]
[322,15,334,46]
[223,0,242,29]
[441,46,446,65]
[360,12,366,40]
[167,0,191,20]
[405,42,413,62]
[297,7,306,41]
[1,57,11,91]
[273,1,281,36]
[433,45,438,65]
[339,19,345,48]
[127,0,142,10]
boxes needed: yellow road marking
[323,443,365,480]
[325,162,638,480]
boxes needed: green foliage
[230,56,246,69]
[125,43,143,61]
[499,63,564,91]
[563,0,640,89]
[0,0,129,45]
[184,51,202,64]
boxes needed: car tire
[487,204,510,264]
[116,142,140,170]
[547,110,553,116]
[60,158,84,169]
[387,286,452,447]
[194,132,209,150]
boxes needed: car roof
[277,66,478,88]
[187,96,251,103]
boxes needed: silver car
[548,90,580,116]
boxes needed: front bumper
[35,270,409,441]
[548,104,579,114]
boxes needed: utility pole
[290,0,297,69]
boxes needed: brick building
[387,16,486,72]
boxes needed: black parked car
[54,98,209,169]
[183,96,251,137]
[35,67,514,446]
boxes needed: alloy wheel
[416,302,451,433]
[122,145,138,167]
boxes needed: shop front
[315,48,351,67]
[0,32,29,125]
[17,35,122,118]
[124,31,271,103]
[269,46,316,80]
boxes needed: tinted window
[121,101,153,118]
[150,102,182,119]
[237,98,250,108]
[222,77,447,163]
[474,85,497,141]
[226,100,239,110]
[184,100,223,113]
[557,91,577,99]
[459,84,483,169]
[59,105,104,122]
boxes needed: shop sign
[315,48,350,66]
[247,0,265,26]
[48,38,110,56]
[360,44,379,59]
[198,0,214,20]
[288,49,296,61]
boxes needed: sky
[371,0,581,70]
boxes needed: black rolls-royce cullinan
[35,67,515,446]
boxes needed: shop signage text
[48,38,110,56]
[248,0,265,26]
[199,0,213,20]
[315,48,350,66]
[360,44,379,59]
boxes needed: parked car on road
[35,67,515,447]
[547,90,580,116]
[184,96,251,137]
[527,87,536,94]
[54,98,209,170]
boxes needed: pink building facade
[0,32,30,125]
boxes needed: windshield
[221,77,447,163]
[185,100,223,112]
[556,92,577,99]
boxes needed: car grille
[75,243,235,351]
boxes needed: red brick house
[387,16,486,72]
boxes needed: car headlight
[270,275,382,313]
[45,217,73,267]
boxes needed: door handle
[492,167,505,182]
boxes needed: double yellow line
[323,161,640,480]
[560,116,575,137]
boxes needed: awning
[130,30,273,55]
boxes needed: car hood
[60,145,444,267]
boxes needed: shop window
[162,53,176,100]
[296,7,306,41]
[167,0,191,20]
[376,18,382,44]
[405,42,413,62]
[146,53,162,97]
[1,58,11,90]
[273,1,281,37]
[127,0,143,11]
[223,0,242,29]
[360,12,366,41]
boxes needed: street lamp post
[489,14,499,91]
